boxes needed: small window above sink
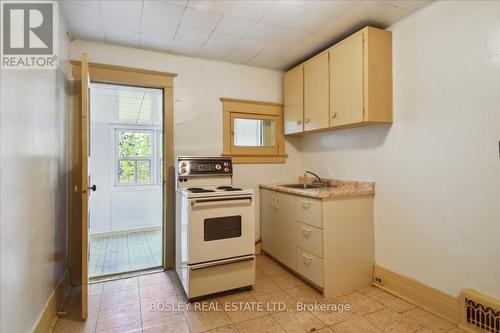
[221,98,287,164]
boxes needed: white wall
[298,1,500,298]
[70,40,302,239]
[90,123,162,234]
[0,4,71,332]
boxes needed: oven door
[188,195,254,264]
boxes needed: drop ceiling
[90,83,163,125]
[60,0,432,70]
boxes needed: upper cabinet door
[304,52,329,132]
[330,33,364,127]
[284,65,304,135]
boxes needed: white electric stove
[175,156,255,300]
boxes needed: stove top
[179,186,253,198]
[187,187,216,193]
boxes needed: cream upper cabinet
[330,34,364,127]
[304,51,329,132]
[283,26,392,136]
[283,65,303,135]
[330,27,392,127]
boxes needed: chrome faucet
[305,171,327,186]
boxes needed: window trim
[221,97,286,164]
[112,125,162,189]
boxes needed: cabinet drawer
[296,222,323,257]
[295,197,322,228]
[296,248,323,287]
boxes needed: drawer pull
[302,254,313,264]
[301,201,311,209]
[302,227,312,237]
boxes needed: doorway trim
[70,61,177,285]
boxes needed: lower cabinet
[260,189,296,270]
[260,188,374,297]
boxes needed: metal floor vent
[460,289,500,333]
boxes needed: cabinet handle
[305,118,310,124]
[331,112,337,119]
[296,120,302,125]
[302,201,311,209]
[271,197,276,209]
[302,254,313,264]
[275,198,280,209]
[302,227,312,237]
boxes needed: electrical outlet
[374,276,384,284]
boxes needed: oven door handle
[189,255,255,271]
[190,196,252,207]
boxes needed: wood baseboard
[373,265,459,324]
[33,270,71,333]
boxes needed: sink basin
[281,183,328,189]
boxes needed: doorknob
[89,185,97,192]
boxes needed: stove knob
[223,162,229,167]
[180,161,187,167]
[224,167,230,172]
[180,168,187,174]
[215,164,222,171]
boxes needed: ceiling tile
[140,35,174,52]
[167,0,189,7]
[106,30,140,48]
[247,52,291,70]
[175,25,211,44]
[102,11,141,33]
[224,0,272,22]
[378,6,411,26]
[215,16,256,37]
[225,49,255,64]
[68,23,106,42]
[259,43,294,57]
[59,0,99,9]
[187,0,233,14]
[260,0,316,28]
[180,7,222,30]
[61,0,433,71]
[198,45,232,61]
[292,0,356,33]
[246,23,289,43]
[205,32,240,50]
[383,0,432,11]
[234,38,268,53]
[60,2,102,25]
[141,18,178,39]
[169,40,203,57]
[99,0,143,17]
[142,1,185,23]
[342,1,397,24]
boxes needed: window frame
[221,98,286,164]
[112,125,162,189]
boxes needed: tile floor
[90,229,162,277]
[55,254,467,333]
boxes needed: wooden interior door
[330,33,364,127]
[81,53,90,320]
[304,51,329,131]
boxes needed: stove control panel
[177,156,233,177]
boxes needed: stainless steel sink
[281,183,328,189]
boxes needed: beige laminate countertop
[259,179,375,199]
